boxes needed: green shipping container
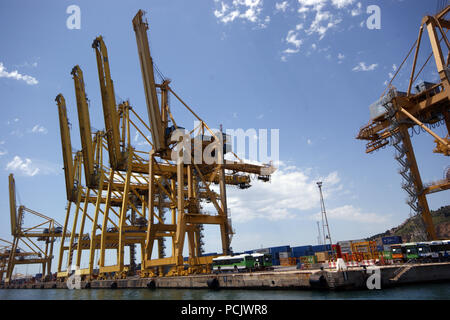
[383,251,392,260]
[300,255,317,264]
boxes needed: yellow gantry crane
[5,174,64,283]
[132,9,275,276]
[357,6,450,241]
[53,9,275,280]
[0,239,37,283]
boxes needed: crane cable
[380,23,450,99]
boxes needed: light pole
[317,182,332,249]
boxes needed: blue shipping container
[292,245,312,251]
[382,236,402,245]
[292,246,313,257]
[202,252,218,257]
[311,244,331,253]
[292,251,312,258]
[269,246,291,253]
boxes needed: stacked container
[291,245,314,258]
[311,244,332,253]
[299,255,317,264]
[315,251,329,262]
[337,241,352,254]
[268,245,291,266]
[382,236,402,245]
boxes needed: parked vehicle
[212,253,272,273]
[251,253,273,269]
[212,254,255,273]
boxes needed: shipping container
[382,236,402,245]
[315,251,329,262]
[269,246,291,253]
[280,257,297,266]
[383,251,392,260]
[311,244,331,253]
[291,245,313,257]
[299,255,317,264]
[202,252,218,257]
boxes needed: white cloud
[296,1,342,40]
[6,156,40,176]
[14,60,39,68]
[275,1,289,12]
[352,62,378,72]
[283,48,300,54]
[213,0,268,28]
[281,29,303,60]
[310,204,390,224]
[225,163,343,222]
[351,2,362,16]
[337,53,345,64]
[0,62,38,85]
[5,156,60,176]
[285,30,303,48]
[331,0,354,9]
[31,125,48,134]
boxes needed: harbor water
[0,282,449,300]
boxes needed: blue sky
[0,0,449,273]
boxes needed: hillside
[367,205,450,243]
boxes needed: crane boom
[92,36,123,169]
[56,94,75,201]
[71,65,96,187]
[132,10,165,152]
[8,174,17,236]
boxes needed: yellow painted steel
[357,6,450,241]
[5,175,64,283]
[46,9,277,281]
[132,10,165,152]
[71,65,97,188]
[8,174,17,236]
[92,36,123,169]
[56,94,76,202]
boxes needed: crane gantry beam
[56,94,77,202]
[92,36,123,170]
[132,10,165,153]
[71,65,97,188]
